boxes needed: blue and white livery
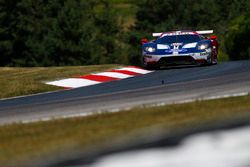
[141,30,219,69]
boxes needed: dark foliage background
[0,0,121,66]
[126,0,250,65]
[0,0,249,66]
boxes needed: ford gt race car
[141,30,218,69]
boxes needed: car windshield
[156,35,201,44]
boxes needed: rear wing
[152,30,214,37]
[196,30,214,35]
[152,33,163,37]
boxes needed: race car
[141,30,218,69]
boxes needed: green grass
[1,95,250,166]
[0,65,119,99]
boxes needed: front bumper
[143,51,211,66]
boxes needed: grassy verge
[1,95,250,166]
[0,64,119,99]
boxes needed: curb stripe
[47,78,100,88]
[45,66,153,89]
[81,75,119,82]
[94,72,132,79]
[119,67,151,74]
[109,69,140,75]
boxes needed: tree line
[0,0,122,66]
[0,0,249,66]
[127,0,250,64]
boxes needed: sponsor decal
[171,43,183,46]
[173,50,179,55]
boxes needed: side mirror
[140,38,149,44]
[209,35,217,40]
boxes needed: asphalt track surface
[1,60,250,125]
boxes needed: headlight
[145,47,156,53]
[198,44,209,50]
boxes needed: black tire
[142,57,160,70]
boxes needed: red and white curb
[46,66,152,89]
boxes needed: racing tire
[142,58,160,70]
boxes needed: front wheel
[211,54,218,65]
[205,47,213,66]
[142,57,159,70]
[211,47,218,65]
